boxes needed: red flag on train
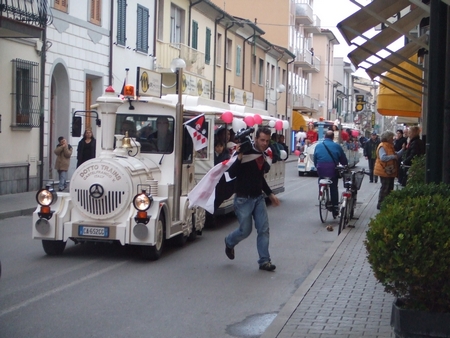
[184,114,208,151]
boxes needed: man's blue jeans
[225,195,271,265]
[58,170,67,190]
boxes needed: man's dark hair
[58,136,64,143]
[256,126,271,139]
[396,129,403,135]
[324,130,334,140]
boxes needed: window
[225,38,232,70]
[205,28,211,65]
[11,59,39,127]
[236,45,241,76]
[170,4,184,45]
[90,0,101,25]
[271,65,275,88]
[258,58,264,85]
[217,33,222,65]
[192,21,198,50]
[54,0,68,12]
[136,4,149,53]
[117,0,126,46]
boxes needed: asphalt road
[0,160,369,338]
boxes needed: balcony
[0,0,49,38]
[293,0,313,25]
[292,93,320,114]
[304,14,321,34]
[293,49,320,73]
[156,42,205,76]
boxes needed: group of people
[363,126,425,209]
[54,128,96,191]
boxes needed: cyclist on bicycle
[314,131,348,217]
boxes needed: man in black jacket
[224,127,280,272]
[364,132,380,183]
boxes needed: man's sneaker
[224,238,234,260]
[259,262,276,271]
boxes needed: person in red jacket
[306,123,318,143]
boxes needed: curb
[0,208,36,221]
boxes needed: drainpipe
[223,22,235,102]
[109,0,113,85]
[213,14,225,100]
[39,28,46,188]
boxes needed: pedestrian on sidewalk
[401,126,425,186]
[76,127,96,167]
[374,131,404,210]
[224,127,280,272]
[54,136,72,191]
[363,131,380,183]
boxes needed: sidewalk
[262,182,395,338]
[0,191,37,220]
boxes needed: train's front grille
[76,189,125,216]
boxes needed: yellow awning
[292,111,308,131]
[377,55,422,118]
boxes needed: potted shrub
[365,183,450,337]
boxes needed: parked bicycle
[318,176,336,223]
[337,166,366,235]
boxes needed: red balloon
[221,111,233,124]
[244,116,255,127]
[275,120,283,131]
[294,150,300,156]
[253,114,262,125]
[351,129,359,137]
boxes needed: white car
[297,141,361,176]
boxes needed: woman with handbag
[374,131,405,210]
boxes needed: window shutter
[205,28,211,65]
[90,0,101,25]
[192,21,198,50]
[117,0,126,46]
[137,5,149,53]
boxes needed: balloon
[351,129,359,137]
[244,116,255,127]
[232,118,247,132]
[269,120,276,127]
[275,120,283,131]
[279,150,287,160]
[282,120,289,130]
[294,150,300,156]
[253,114,262,125]
[221,111,233,124]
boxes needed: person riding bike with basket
[314,131,349,217]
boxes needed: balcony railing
[293,49,320,72]
[293,0,313,25]
[156,42,205,76]
[304,14,321,34]
[0,0,49,27]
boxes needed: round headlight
[36,188,57,206]
[133,193,152,211]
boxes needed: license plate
[78,226,109,237]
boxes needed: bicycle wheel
[348,196,355,220]
[319,187,329,223]
[349,192,357,219]
[338,201,347,235]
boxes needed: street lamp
[171,58,186,221]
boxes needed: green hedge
[365,183,450,312]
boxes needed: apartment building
[0,0,48,195]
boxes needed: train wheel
[142,213,165,260]
[42,240,66,255]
